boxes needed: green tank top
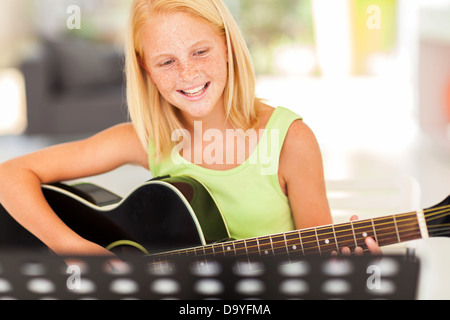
[148,107,303,240]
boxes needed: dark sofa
[20,38,129,135]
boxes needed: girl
[0,0,380,256]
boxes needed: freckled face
[141,12,229,121]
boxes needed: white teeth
[184,85,205,94]
[181,83,208,96]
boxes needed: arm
[278,120,381,254]
[278,120,332,229]
[0,123,148,256]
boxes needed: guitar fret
[334,223,355,251]
[373,216,400,247]
[269,236,275,255]
[350,222,358,247]
[352,220,377,251]
[299,229,318,255]
[215,243,226,256]
[257,237,274,256]
[211,243,221,256]
[283,234,291,260]
[245,238,259,257]
[194,246,205,261]
[315,226,338,255]
[298,230,305,255]
[223,242,236,257]
[195,247,212,267]
[175,250,184,257]
[393,215,401,243]
[203,245,215,259]
[271,234,288,256]
[313,228,322,256]
[187,248,198,257]
[394,213,421,242]
[332,225,339,252]
[371,218,378,243]
[285,231,303,257]
[233,240,248,258]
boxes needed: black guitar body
[0,176,229,255]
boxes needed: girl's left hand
[334,215,383,255]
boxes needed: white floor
[1,76,449,299]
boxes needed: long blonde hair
[125,0,259,160]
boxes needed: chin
[176,99,224,121]
[184,106,215,119]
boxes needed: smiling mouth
[178,82,210,97]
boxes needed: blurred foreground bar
[0,251,419,300]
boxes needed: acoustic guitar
[0,175,449,263]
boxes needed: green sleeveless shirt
[148,107,303,240]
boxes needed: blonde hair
[125,0,259,160]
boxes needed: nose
[178,59,200,82]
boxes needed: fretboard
[148,211,423,263]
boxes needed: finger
[365,237,383,255]
[350,215,359,222]
[341,247,351,256]
[354,246,364,256]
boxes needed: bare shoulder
[255,101,275,129]
[281,120,322,162]
[278,119,325,186]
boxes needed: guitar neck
[148,211,426,262]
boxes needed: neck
[179,99,228,133]
[148,211,424,263]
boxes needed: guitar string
[221,206,450,253]
[147,222,436,270]
[149,210,443,259]
[219,206,450,255]
[428,225,450,235]
[147,226,423,270]
[428,227,450,238]
[150,219,448,262]
[173,215,422,256]
[425,208,450,222]
[147,210,450,270]
[147,206,450,261]
[149,223,422,261]
[206,212,419,256]
[158,205,450,258]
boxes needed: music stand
[0,251,420,300]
